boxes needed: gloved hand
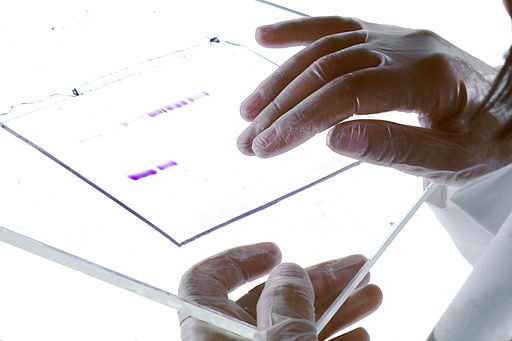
[179,242,382,340]
[238,16,505,184]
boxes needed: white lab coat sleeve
[426,183,493,265]
[428,213,512,340]
[427,163,512,340]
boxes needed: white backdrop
[0,1,510,340]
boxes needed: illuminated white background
[0,1,510,340]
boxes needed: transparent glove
[178,242,382,341]
[237,16,505,184]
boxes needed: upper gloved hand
[178,242,382,340]
[238,16,506,184]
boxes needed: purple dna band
[157,160,178,170]
[147,108,166,117]
[128,169,157,180]
[142,91,210,121]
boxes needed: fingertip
[347,327,370,341]
[259,241,282,264]
[239,109,256,123]
[255,26,266,44]
[255,22,298,48]
[307,254,369,300]
[240,112,257,123]
[326,124,343,150]
[252,127,279,158]
[240,92,263,121]
[255,25,273,46]
[329,328,371,341]
[269,262,308,281]
[348,253,368,265]
[261,262,316,323]
[309,254,367,274]
[237,125,257,156]
[364,284,384,309]
[325,327,370,341]
[327,123,368,157]
[239,124,282,158]
[229,242,283,281]
[253,126,308,159]
[237,138,255,156]
[252,136,270,158]
[245,241,282,261]
[358,327,370,340]
[252,145,272,159]
[346,284,383,319]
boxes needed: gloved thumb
[327,119,488,183]
[254,263,317,341]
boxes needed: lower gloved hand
[179,242,382,340]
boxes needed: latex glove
[253,263,374,341]
[238,16,503,184]
[179,242,382,341]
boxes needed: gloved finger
[179,242,281,299]
[306,255,369,318]
[249,67,417,158]
[327,119,493,183]
[255,263,317,340]
[329,327,370,341]
[257,263,316,328]
[240,31,368,123]
[235,255,368,321]
[238,47,381,155]
[255,16,363,48]
[318,285,382,341]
